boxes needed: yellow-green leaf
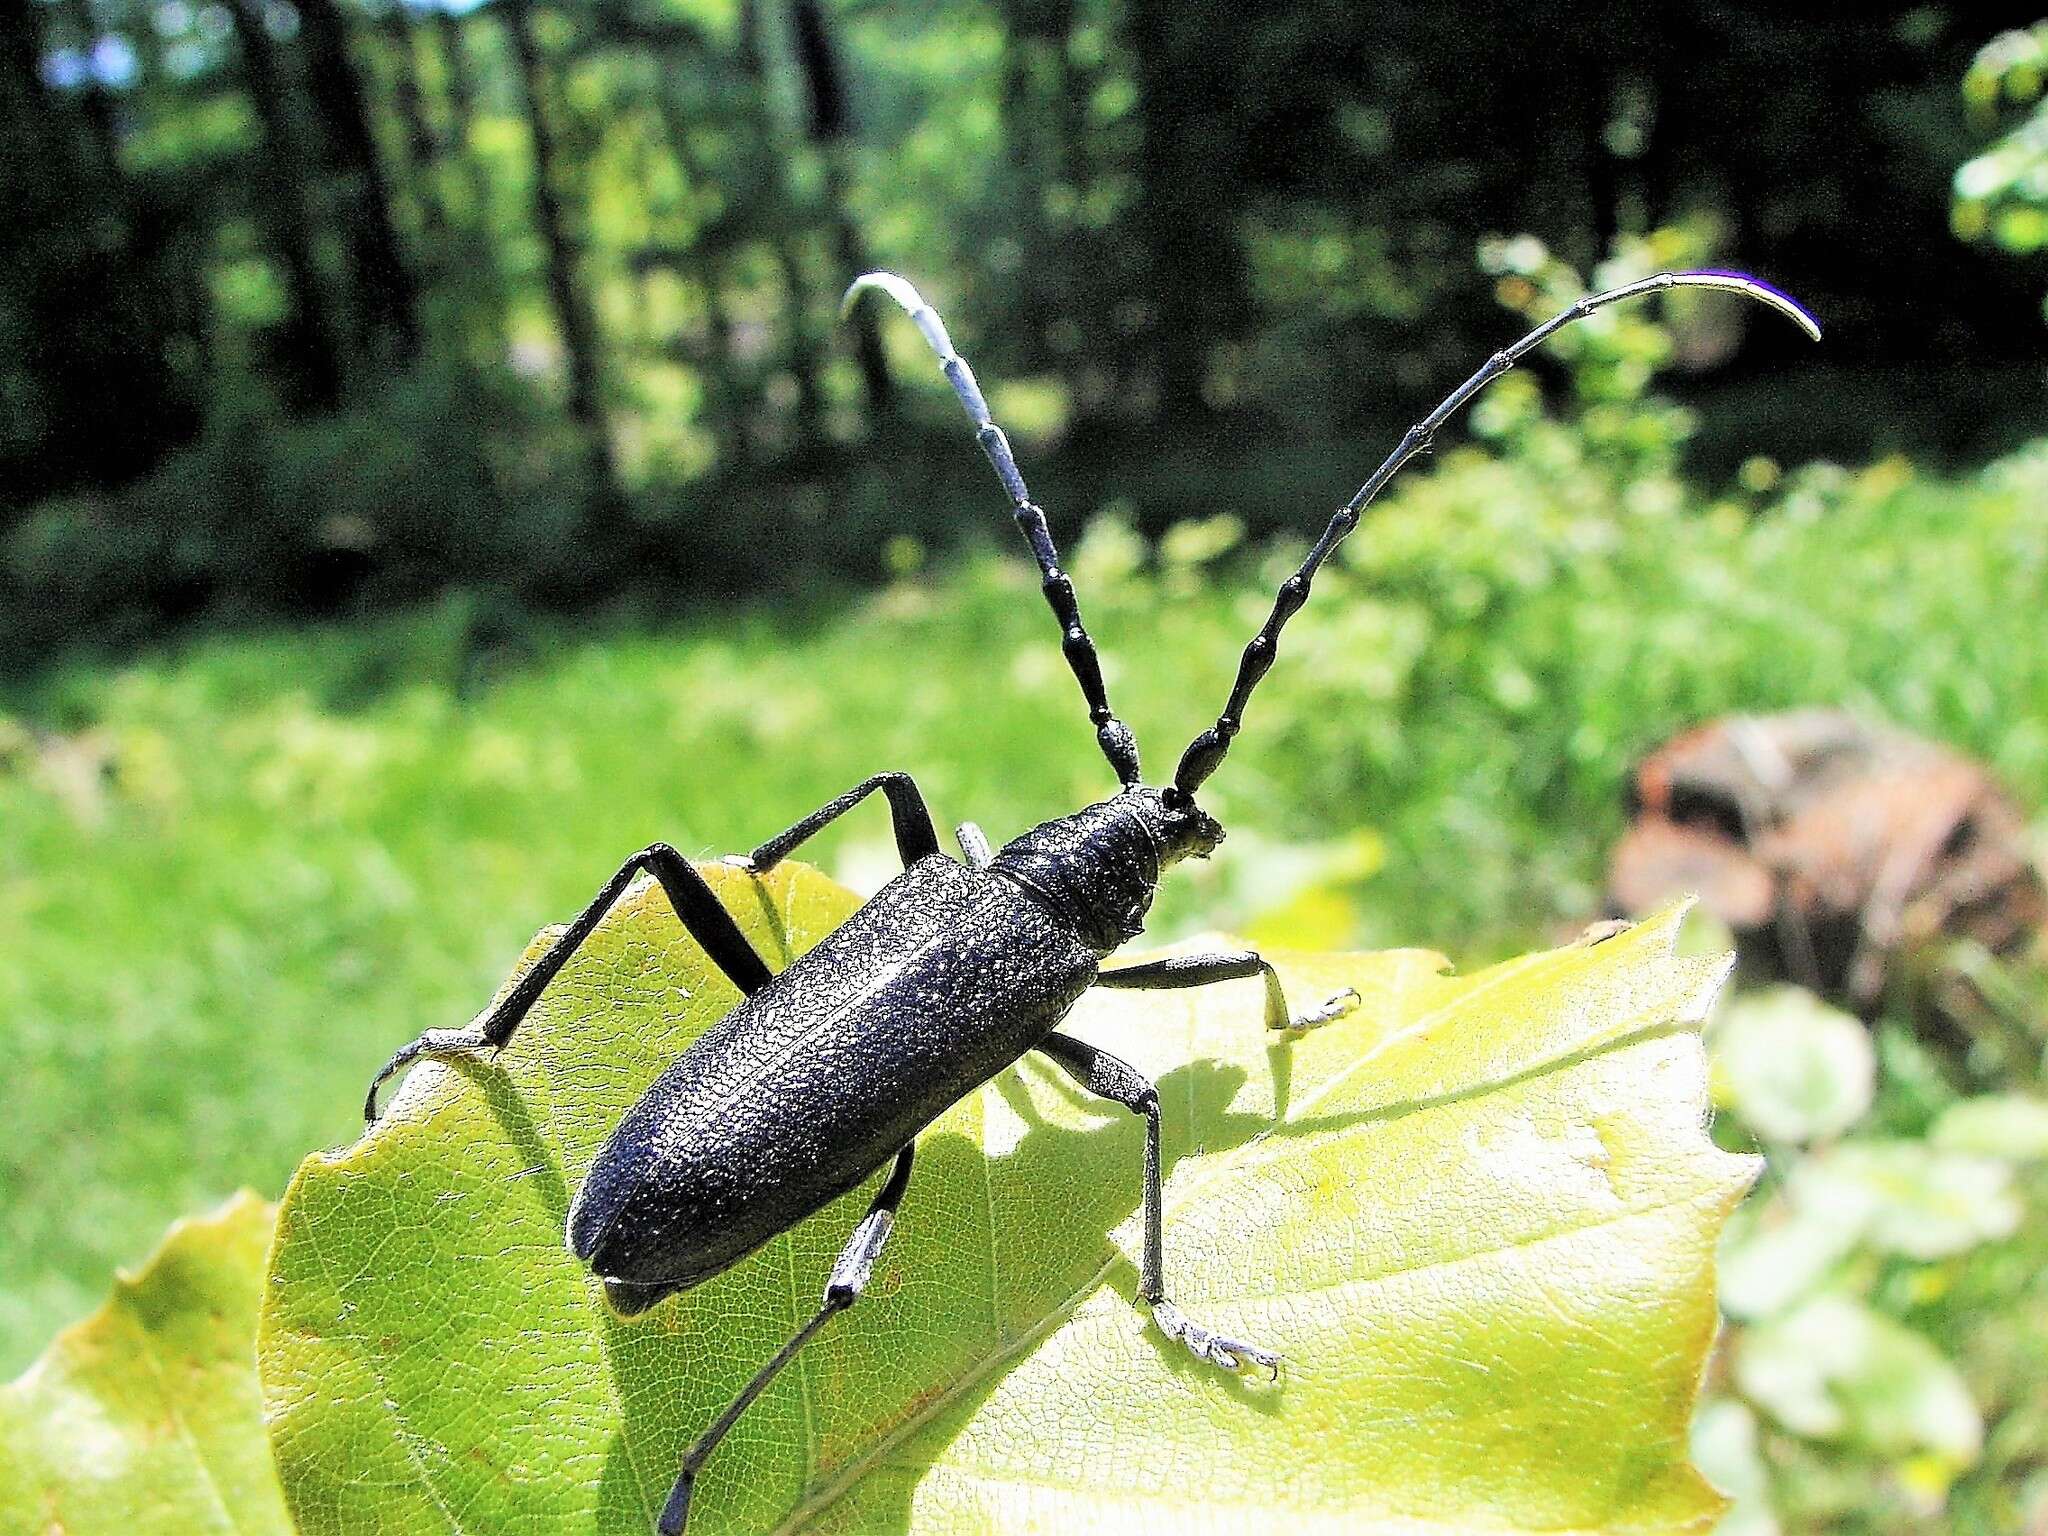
[260,862,1753,1534]
[0,1190,290,1535]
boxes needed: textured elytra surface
[259,860,1754,1535]
[0,1191,289,1535]
[572,855,1096,1296]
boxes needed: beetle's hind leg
[659,1144,915,1536]
[1035,1033,1281,1378]
[1094,950,1358,1034]
[363,844,772,1122]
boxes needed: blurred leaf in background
[0,1192,287,1536]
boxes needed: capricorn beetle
[364,266,1820,1534]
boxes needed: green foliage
[1734,1296,1980,1463]
[1704,980,2048,1532]
[1931,1094,2048,1160]
[0,1192,288,1535]
[260,861,1745,1533]
[2,237,2044,1531]
[2,363,585,656]
[1710,989,1875,1147]
[7,1,2044,658]
[1955,23,2048,308]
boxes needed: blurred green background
[5,1,2048,1530]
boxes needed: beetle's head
[990,786,1222,953]
[1149,784,1225,865]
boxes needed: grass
[2,429,2045,1387]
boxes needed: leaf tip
[1679,951,1738,1027]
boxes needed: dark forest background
[4,0,2045,666]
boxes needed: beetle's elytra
[364,268,1819,1535]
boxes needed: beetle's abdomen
[567,856,1094,1296]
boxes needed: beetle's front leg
[1035,1032,1281,1378]
[1094,951,1359,1034]
[364,844,771,1121]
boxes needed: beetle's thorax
[989,785,1224,953]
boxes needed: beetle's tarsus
[719,853,759,875]
[1151,1298,1282,1380]
[361,1026,490,1124]
[1271,985,1361,1034]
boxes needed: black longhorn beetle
[364,266,1820,1534]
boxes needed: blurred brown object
[1608,710,2046,1014]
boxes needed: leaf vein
[119,1296,243,1536]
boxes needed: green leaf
[1733,1295,1980,1465]
[1719,1132,2022,1323]
[1688,1400,1779,1536]
[261,864,1754,1535]
[1708,987,1873,1146]
[0,1190,290,1535]
[1930,1094,2048,1162]
[1801,1142,2020,1260]
[1717,1187,1867,1324]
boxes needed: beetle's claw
[720,853,760,875]
[1271,986,1361,1034]
[1150,1299,1281,1380]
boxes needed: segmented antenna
[846,273,1142,786]
[1169,269,1822,802]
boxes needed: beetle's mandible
[363,267,1821,1534]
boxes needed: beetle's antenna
[845,273,1142,786]
[1167,269,1822,802]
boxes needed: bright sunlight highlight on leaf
[258,863,1753,1535]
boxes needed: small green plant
[1699,981,2048,1533]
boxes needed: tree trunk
[1122,0,1247,423]
[502,0,623,515]
[433,7,493,228]
[374,5,445,245]
[790,0,891,418]
[0,0,195,500]
[652,73,754,469]
[228,0,346,412]
[295,0,421,362]
[735,0,824,446]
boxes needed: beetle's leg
[659,1144,916,1536]
[364,844,771,1122]
[1094,951,1359,1034]
[955,820,994,870]
[730,771,940,876]
[1034,1033,1281,1379]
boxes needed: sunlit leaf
[1717,1188,1868,1324]
[261,864,1752,1534]
[0,1192,289,1535]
